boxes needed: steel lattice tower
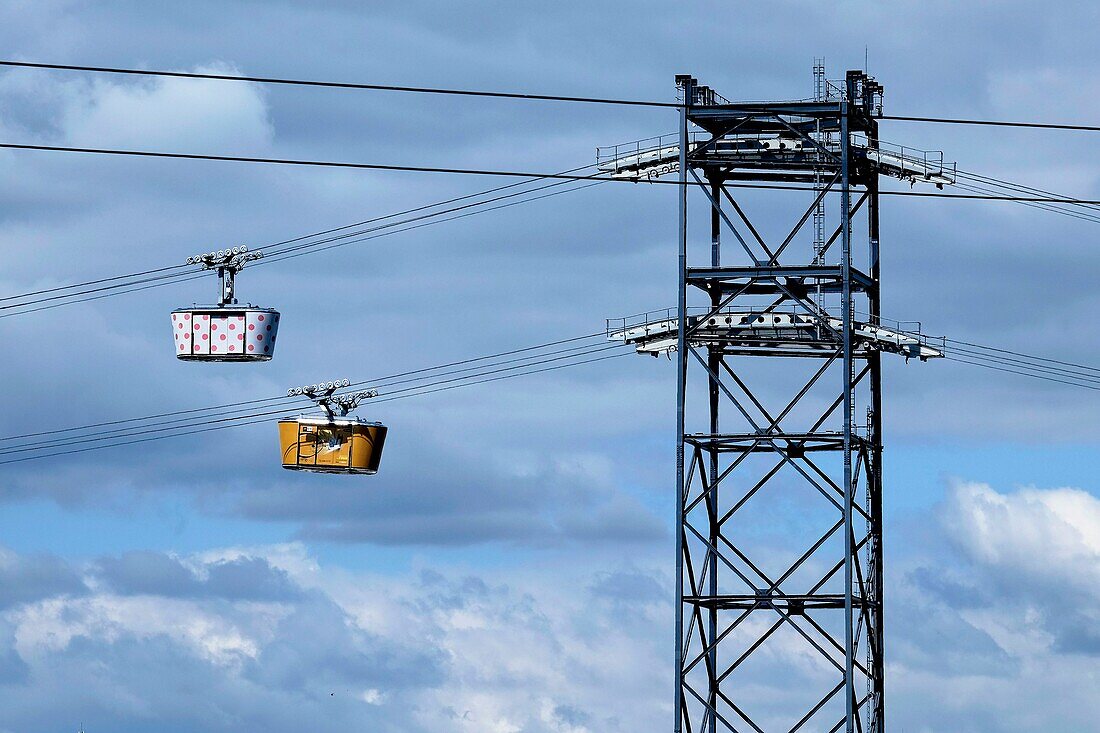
[670,70,886,733]
[604,68,946,732]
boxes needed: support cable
[944,345,1100,384]
[882,115,1100,132]
[945,356,1100,392]
[9,61,1100,130]
[955,169,1100,215]
[5,325,1100,462]
[0,346,629,465]
[943,337,1100,375]
[4,154,1100,322]
[952,180,1100,225]
[0,60,679,108]
[0,331,607,442]
[950,169,1100,225]
[0,164,596,307]
[0,340,617,454]
[0,142,662,181]
[0,169,603,316]
[5,141,1100,203]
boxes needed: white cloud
[359,687,385,704]
[942,480,1100,592]
[2,482,1100,732]
[0,544,669,732]
[58,64,273,153]
[893,482,1100,731]
[189,541,320,580]
[14,594,267,666]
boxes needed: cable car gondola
[172,247,280,362]
[279,380,388,475]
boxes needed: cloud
[48,63,274,154]
[95,551,302,601]
[402,565,668,733]
[2,483,1099,732]
[236,445,665,548]
[941,481,1100,594]
[890,482,1100,731]
[936,482,1100,658]
[1,545,445,731]
[0,543,669,732]
[893,567,1016,677]
[0,619,29,685]
[0,547,86,609]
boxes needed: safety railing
[854,134,957,183]
[608,305,946,355]
[596,132,703,175]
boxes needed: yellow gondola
[278,381,387,475]
[279,416,387,474]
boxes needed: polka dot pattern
[173,309,279,360]
[245,310,280,359]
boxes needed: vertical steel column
[705,173,722,733]
[867,114,885,733]
[673,76,692,733]
[839,100,856,733]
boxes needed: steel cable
[0,331,607,442]
[0,339,615,454]
[0,346,629,465]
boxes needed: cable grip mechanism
[287,379,378,418]
[186,245,264,306]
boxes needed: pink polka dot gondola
[171,307,279,362]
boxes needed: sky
[0,1,1099,731]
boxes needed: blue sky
[1,2,1100,731]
